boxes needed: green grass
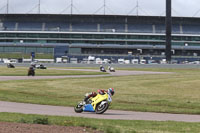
[0,67,200,114]
[0,112,200,133]
[1,67,200,132]
[0,66,107,76]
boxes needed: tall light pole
[38,0,40,14]
[103,0,106,15]
[6,0,9,14]
[71,0,73,15]
[166,0,172,63]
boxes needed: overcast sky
[0,0,200,17]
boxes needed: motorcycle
[7,63,15,68]
[100,66,106,72]
[27,66,35,76]
[108,66,115,72]
[74,92,112,114]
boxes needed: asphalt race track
[1,68,199,122]
[1,101,200,122]
[0,68,171,81]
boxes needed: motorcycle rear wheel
[95,102,109,114]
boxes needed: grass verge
[0,68,200,114]
[1,67,200,132]
[0,67,108,76]
[0,112,200,133]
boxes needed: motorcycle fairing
[83,104,95,112]
[91,93,108,110]
[107,94,112,102]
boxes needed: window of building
[27,34,38,38]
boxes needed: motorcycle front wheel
[74,103,83,113]
[95,101,109,114]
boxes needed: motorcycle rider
[83,88,115,104]
[100,65,104,71]
[28,65,35,76]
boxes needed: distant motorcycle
[74,92,112,114]
[36,64,47,69]
[100,66,106,72]
[108,66,115,72]
[7,63,15,68]
[27,66,35,76]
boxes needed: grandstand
[1,14,200,62]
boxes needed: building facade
[1,14,200,62]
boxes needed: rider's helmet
[108,88,115,96]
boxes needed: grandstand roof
[0,14,200,24]
[0,13,200,20]
[1,14,200,34]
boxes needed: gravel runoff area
[0,122,103,133]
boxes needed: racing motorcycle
[100,66,106,72]
[27,66,35,76]
[108,66,115,72]
[74,92,112,114]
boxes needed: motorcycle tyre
[28,70,35,76]
[95,102,109,114]
[27,72,31,76]
[74,104,83,113]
